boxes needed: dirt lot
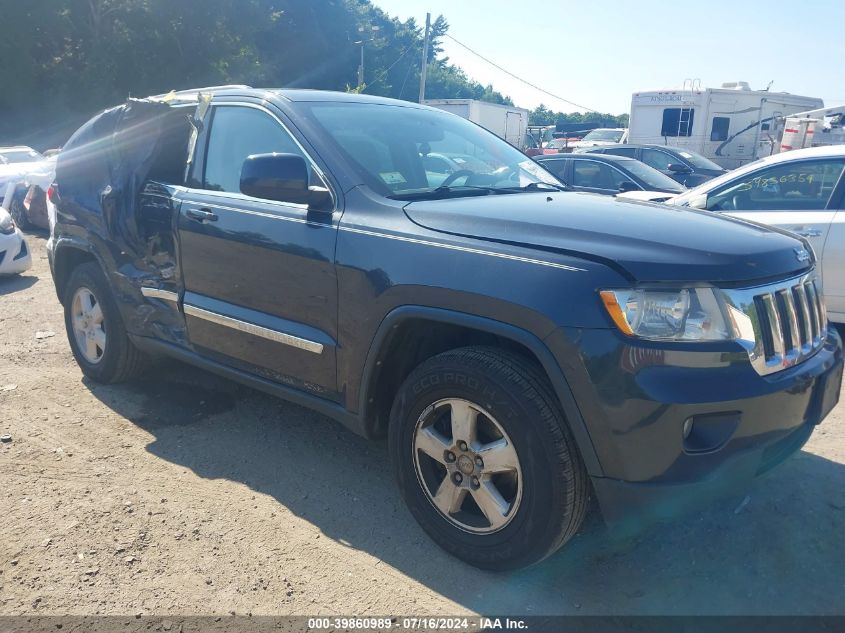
[2,233,845,617]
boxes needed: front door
[177,101,341,399]
[569,158,635,195]
[819,206,845,320]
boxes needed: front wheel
[389,347,589,570]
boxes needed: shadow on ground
[0,273,38,295]
[85,358,845,615]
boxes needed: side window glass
[573,161,616,190]
[203,106,309,194]
[607,166,632,189]
[606,147,638,159]
[707,160,845,212]
[661,108,695,137]
[711,117,730,142]
[540,159,567,181]
[642,149,674,170]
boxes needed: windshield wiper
[503,182,571,193]
[433,184,519,195]
[388,185,518,201]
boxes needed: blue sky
[374,0,845,114]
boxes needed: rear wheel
[389,346,589,570]
[63,262,149,383]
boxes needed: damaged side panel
[54,98,196,346]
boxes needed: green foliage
[529,103,629,129]
[0,0,518,149]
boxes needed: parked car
[18,156,57,230]
[0,207,32,275]
[578,143,728,187]
[0,146,44,165]
[49,87,842,570]
[535,152,686,198]
[540,137,580,154]
[567,127,628,150]
[0,147,51,230]
[668,145,845,324]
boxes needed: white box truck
[424,99,530,150]
[627,81,823,169]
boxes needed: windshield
[0,149,44,164]
[673,156,770,204]
[545,139,570,149]
[622,160,686,192]
[303,103,561,200]
[676,149,724,171]
[582,129,624,142]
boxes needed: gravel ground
[2,233,845,616]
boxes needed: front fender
[357,305,603,477]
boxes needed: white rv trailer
[424,99,530,149]
[628,81,823,169]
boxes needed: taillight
[47,184,59,204]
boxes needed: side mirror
[688,193,708,209]
[618,181,639,193]
[667,163,692,174]
[240,153,332,211]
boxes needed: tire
[389,346,589,570]
[9,192,32,230]
[62,262,149,383]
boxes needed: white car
[0,207,32,275]
[0,146,48,228]
[669,145,845,323]
[568,128,629,150]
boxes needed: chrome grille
[723,273,827,376]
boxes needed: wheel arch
[51,239,104,302]
[358,305,602,476]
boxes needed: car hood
[403,191,811,284]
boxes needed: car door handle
[794,228,822,238]
[185,208,218,223]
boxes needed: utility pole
[418,12,431,104]
[355,24,380,91]
[357,45,365,88]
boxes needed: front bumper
[0,228,32,275]
[554,326,842,526]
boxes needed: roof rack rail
[147,84,252,100]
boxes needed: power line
[361,42,418,93]
[443,33,599,113]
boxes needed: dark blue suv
[48,87,842,570]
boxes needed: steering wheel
[438,169,475,187]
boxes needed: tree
[0,0,622,149]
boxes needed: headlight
[0,210,14,235]
[599,287,732,341]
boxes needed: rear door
[705,157,845,296]
[177,100,341,399]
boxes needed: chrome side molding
[140,287,179,302]
[183,304,324,354]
